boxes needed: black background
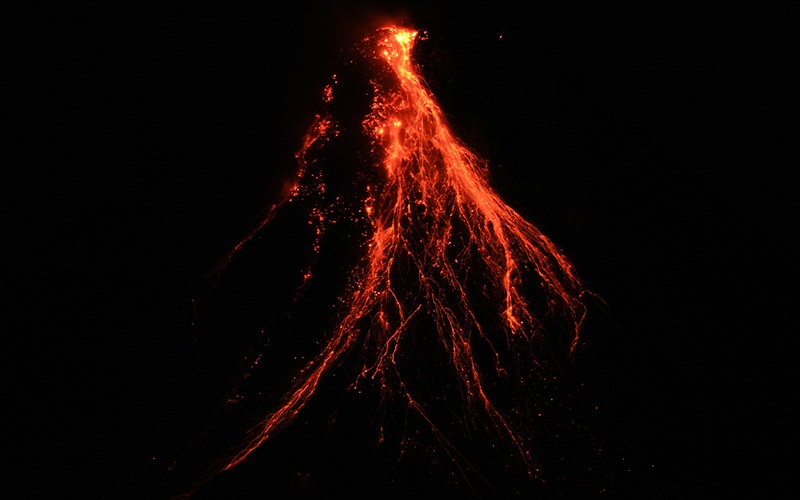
[14,1,792,498]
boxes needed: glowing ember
[199,25,588,491]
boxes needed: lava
[195,26,590,494]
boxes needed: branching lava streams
[208,26,588,489]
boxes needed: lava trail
[193,26,591,496]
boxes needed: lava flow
[196,26,590,494]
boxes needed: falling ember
[194,26,592,494]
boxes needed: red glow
[205,26,587,487]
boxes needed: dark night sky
[14,2,792,499]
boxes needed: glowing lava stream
[212,26,587,482]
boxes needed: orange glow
[205,25,587,487]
